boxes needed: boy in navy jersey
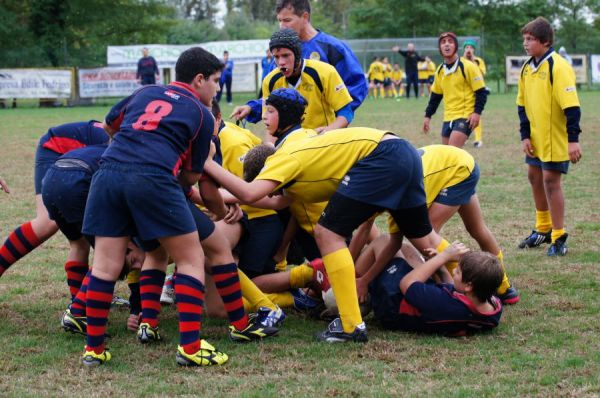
[0,121,108,279]
[80,47,229,367]
[370,242,504,336]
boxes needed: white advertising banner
[506,55,587,85]
[0,69,72,98]
[107,40,269,66]
[591,55,600,83]
[231,63,257,93]
[78,67,162,98]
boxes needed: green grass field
[1,92,599,397]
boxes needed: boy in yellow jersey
[381,145,519,304]
[367,56,385,99]
[204,125,452,343]
[391,63,404,99]
[463,39,487,148]
[417,58,429,97]
[423,32,488,148]
[382,57,394,98]
[517,17,582,256]
[231,29,353,134]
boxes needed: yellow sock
[535,210,552,233]
[379,87,385,98]
[238,270,277,312]
[289,264,314,289]
[392,87,398,97]
[437,239,459,274]
[474,123,482,142]
[275,259,288,272]
[551,228,566,243]
[495,250,511,295]
[126,269,140,284]
[322,248,362,333]
[266,292,294,309]
[399,87,404,96]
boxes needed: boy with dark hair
[370,242,504,336]
[423,32,488,148]
[80,47,228,367]
[273,0,367,111]
[517,17,582,256]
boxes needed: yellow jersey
[218,122,276,220]
[367,61,385,81]
[427,61,437,79]
[256,127,386,204]
[383,63,393,80]
[262,59,353,130]
[431,57,486,121]
[517,52,580,162]
[418,61,430,80]
[473,56,486,75]
[388,144,475,233]
[391,69,403,82]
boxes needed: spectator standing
[136,47,159,85]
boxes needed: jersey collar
[529,47,554,73]
[169,81,201,100]
[287,59,306,89]
[274,124,302,148]
[447,288,503,316]
[442,58,460,75]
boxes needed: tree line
[1,0,599,80]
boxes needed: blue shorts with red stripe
[82,162,197,241]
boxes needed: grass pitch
[0,92,599,397]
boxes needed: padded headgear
[265,88,307,134]
[463,39,477,51]
[438,32,459,56]
[269,28,302,69]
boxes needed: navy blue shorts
[236,214,283,278]
[42,165,91,241]
[34,146,60,194]
[82,162,197,240]
[441,119,472,138]
[136,200,216,252]
[525,156,569,174]
[434,164,480,206]
[336,138,426,210]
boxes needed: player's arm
[468,87,488,129]
[203,159,278,204]
[198,176,228,221]
[0,176,9,193]
[399,242,468,294]
[273,216,299,264]
[219,187,292,210]
[565,106,582,163]
[104,95,132,136]
[423,93,443,133]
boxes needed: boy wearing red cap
[423,32,488,148]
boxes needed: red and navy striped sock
[85,274,115,355]
[211,263,248,330]
[70,270,90,317]
[64,261,89,299]
[174,273,205,355]
[140,269,165,328]
[0,222,41,276]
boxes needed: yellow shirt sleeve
[552,61,580,110]
[324,64,353,112]
[431,67,442,95]
[466,61,486,92]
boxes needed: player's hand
[127,313,140,332]
[392,45,400,52]
[468,113,480,129]
[230,105,251,121]
[314,126,328,134]
[0,177,10,193]
[422,117,431,134]
[568,142,582,164]
[442,241,469,261]
[356,277,369,304]
[521,138,534,158]
[224,203,243,224]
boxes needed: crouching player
[80,47,228,367]
[370,242,503,336]
[205,126,449,343]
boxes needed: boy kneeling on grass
[369,242,503,336]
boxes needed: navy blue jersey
[370,258,502,336]
[137,56,159,79]
[58,144,108,174]
[103,82,214,175]
[265,30,367,111]
[39,121,109,155]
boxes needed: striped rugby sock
[0,222,41,276]
[211,263,248,331]
[85,274,115,355]
[174,273,205,355]
[140,269,165,328]
[64,261,89,299]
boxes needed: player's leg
[519,162,552,248]
[448,130,469,148]
[64,237,91,299]
[542,168,569,255]
[137,244,169,342]
[225,76,233,104]
[428,202,459,233]
[473,122,483,147]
